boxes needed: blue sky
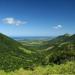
[0,0,75,36]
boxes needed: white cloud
[2,17,27,26]
[53,25,63,29]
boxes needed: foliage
[0,61,75,75]
[0,33,75,74]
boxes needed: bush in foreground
[0,61,75,75]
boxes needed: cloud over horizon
[2,17,27,26]
[53,25,63,29]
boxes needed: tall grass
[0,61,75,75]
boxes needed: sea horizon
[11,36,54,41]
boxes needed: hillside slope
[42,34,75,65]
[0,33,34,71]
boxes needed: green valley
[0,33,75,75]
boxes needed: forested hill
[0,33,35,71]
[48,34,75,44]
[43,34,75,64]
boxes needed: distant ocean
[12,36,53,41]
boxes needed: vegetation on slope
[0,33,35,71]
[0,61,75,75]
[20,34,75,65]
[0,33,75,74]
